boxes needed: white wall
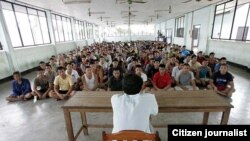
[184,12,193,50]
[0,51,12,79]
[104,35,156,42]
[207,40,250,68]
[14,45,55,72]
[187,6,212,52]
[160,4,250,69]
[55,42,76,54]
[86,39,95,46]
[75,40,87,49]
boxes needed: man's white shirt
[111,93,158,133]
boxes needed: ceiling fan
[88,8,105,16]
[116,0,147,4]
[149,14,161,19]
[155,7,171,14]
[62,0,91,4]
[98,16,110,21]
[182,0,213,3]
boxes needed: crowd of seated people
[6,41,235,102]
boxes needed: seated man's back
[111,74,158,133]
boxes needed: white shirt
[99,62,108,70]
[172,66,181,79]
[84,73,96,90]
[111,93,158,133]
[65,70,79,83]
[139,72,147,82]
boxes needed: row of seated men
[5,41,235,102]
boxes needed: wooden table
[62,90,233,141]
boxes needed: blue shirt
[12,78,32,96]
[181,49,190,58]
[214,63,221,72]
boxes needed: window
[51,13,73,42]
[175,16,185,38]
[85,22,94,39]
[1,1,50,47]
[103,24,155,37]
[74,20,86,40]
[94,25,99,38]
[211,0,250,41]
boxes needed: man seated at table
[107,68,123,91]
[49,66,75,100]
[6,71,32,102]
[209,64,235,97]
[111,74,158,133]
[32,68,52,99]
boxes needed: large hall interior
[0,0,250,141]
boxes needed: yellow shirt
[54,75,73,91]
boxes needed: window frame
[211,0,250,41]
[51,13,73,43]
[0,1,51,48]
[175,16,185,38]
[74,19,86,40]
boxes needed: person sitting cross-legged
[107,68,123,91]
[111,74,158,134]
[82,66,98,91]
[175,63,199,91]
[49,67,75,100]
[152,64,173,91]
[195,59,212,88]
[209,64,235,97]
[32,68,52,100]
[6,71,32,102]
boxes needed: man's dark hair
[159,64,166,68]
[39,61,45,64]
[209,52,215,55]
[135,65,142,68]
[113,68,120,72]
[85,66,91,69]
[37,67,44,71]
[220,57,227,61]
[57,66,66,71]
[191,55,197,59]
[13,71,20,76]
[122,74,143,95]
[220,64,228,68]
[183,63,190,67]
[46,64,51,67]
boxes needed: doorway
[191,25,201,53]
[166,28,172,44]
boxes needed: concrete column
[46,10,57,55]
[0,4,19,72]
[71,18,76,43]
[84,21,88,46]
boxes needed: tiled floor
[0,65,249,141]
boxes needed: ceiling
[16,0,225,26]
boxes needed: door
[191,25,201,52]
[166,28,172,44]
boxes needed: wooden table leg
[221,108,231,125]
[64,109,74,141]
[81,112,89,135]
[202,112,209,125]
